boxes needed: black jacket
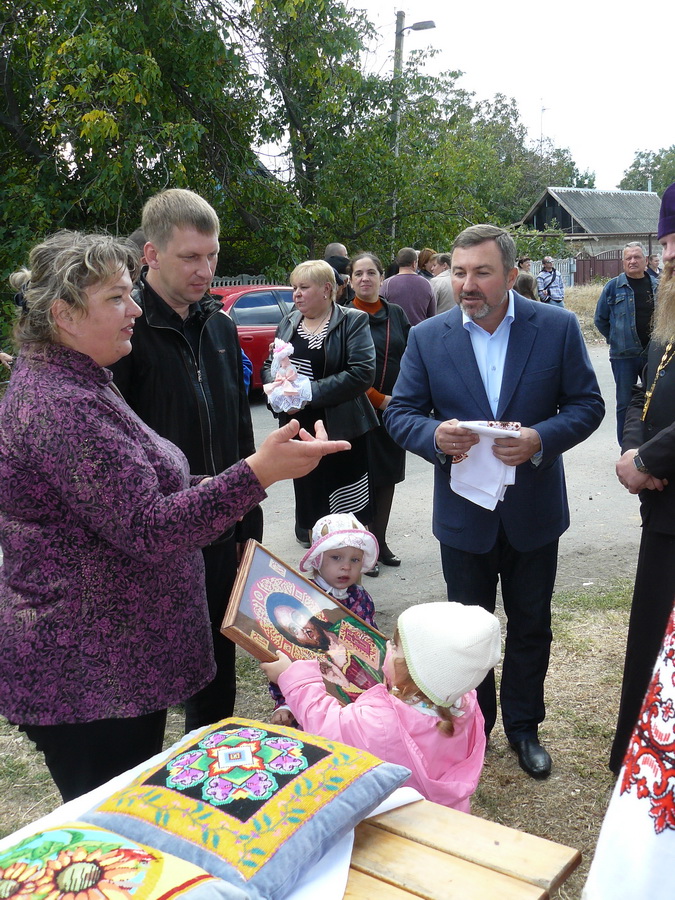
[346,298,410,396]
[261,303,378,440]
[623,340,675,534]
[111,272,262,542]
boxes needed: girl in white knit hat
[262,601,501,811]
[269,512,381,727]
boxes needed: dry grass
[0,581,631,899]
[565,283,608,343]
[471,584,630,899]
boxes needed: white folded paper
[450,420,521,511]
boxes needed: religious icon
[221,540,387,705]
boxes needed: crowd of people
[2,183,675,895]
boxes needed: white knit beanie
[299,513,379,574]
[397,602,501,708]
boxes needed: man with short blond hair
[111,188,262,732]
[594,241,658,443]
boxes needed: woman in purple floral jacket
[0,231,348,802]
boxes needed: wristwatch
[633,452,649,474]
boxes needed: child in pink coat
[269,513,380,727]
[262,601,501,811]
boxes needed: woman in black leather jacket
[262,260,377,544]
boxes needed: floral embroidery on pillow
[164,725,309,806]
[90,719,395,877]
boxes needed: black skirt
[368,414,406,487]
[293,429,372,529]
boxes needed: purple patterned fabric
[0,343,266,725]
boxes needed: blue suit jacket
[384,293,605,553]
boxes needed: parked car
[210,285,293,390]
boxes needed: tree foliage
[0,0,304,340]
[619,147,675,196]
[0,0,592,343]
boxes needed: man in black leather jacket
[111,189,262,732]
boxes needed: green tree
[0,0,594,342]
[249,0,392,253]
[620,147,675,195]
[513,227,567,263]
[0,0,305,340]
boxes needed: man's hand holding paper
[493,426,541,466]
[449,421,527,511]
[434,418,480,457]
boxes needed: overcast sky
[356,0,672,191]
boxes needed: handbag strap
[378,318,391,393]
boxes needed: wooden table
[347,799,581,900]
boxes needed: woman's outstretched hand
[246,419,350,488]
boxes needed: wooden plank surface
[365,800,581,893]
[352,822,547,900]
[345,869,416,899]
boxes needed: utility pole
[389,13,435,253]
[390,11,405,252]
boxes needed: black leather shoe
[509,739,552,779]
[294,525,310,549]
[378,545,401,567]
[364,563,380,577]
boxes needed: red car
[211,284,294,390]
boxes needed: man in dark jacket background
[111,188,262,731]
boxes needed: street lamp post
[390,13,435,249]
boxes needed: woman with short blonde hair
[263,260,377,544]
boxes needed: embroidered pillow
[83,717,410,900]
[0,821,246,899]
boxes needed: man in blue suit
[384,225,604,778]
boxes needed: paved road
[250,343,641,634]
[0,344,640,635]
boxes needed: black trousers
[184,538,238,733]
[22,708,167,803]
[609,529,675,774]
[440,526,558,742]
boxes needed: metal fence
[212,274,269,287]
[532,258,576,288]
[573,251,623,285]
